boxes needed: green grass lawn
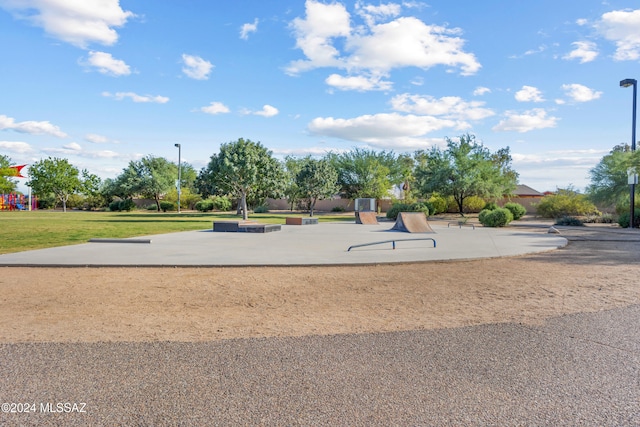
[0,210,354,254]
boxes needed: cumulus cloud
[515,86,545,102]
[597,8,640,61]
[0,0,135,48]
[563,41,598,63]
[561,83,602,103]
[308,112,455,149]
[102,91,169,103]
[84,133,119,144]
[287,0,480,90]
[43,142,130,159]
[325,73,393,91]
[181,54,213,80]
[240,18,258,40]
[473,86,491,96]
[254,105,279,117]
[0,114,67,137]
[0,140,35,154]
[492,109,559,133]
[83,51,131,76]
[390,93,495,121]
[200,102,230,115]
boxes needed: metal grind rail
[347,238,436,252]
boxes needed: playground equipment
[0,193,37,211]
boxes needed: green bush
[503,202,526,220]
[386,202,429,220]
[617,211,640,228]
[331,205,346,212]
[195,199,214,212]
[109,199,136,212]
[478,207,513,227]
[159,201,175,212]
[555,216,584,226]
[483,202,498,211]
[146,204,158,211]
[211,195,232,211]
[535,189,598,218]
[253,205,269,213]
[426,193,447,215]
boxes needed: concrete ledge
[213,221,257,232]
[89,238,152,244]
[286,217,319,225]
[242,224,281,233]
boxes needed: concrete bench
[213,221,281,233]
[285,217,319,225]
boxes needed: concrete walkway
[0,221,567,267]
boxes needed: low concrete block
[241,224,282,233]
[286,217,319,225]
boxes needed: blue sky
[1,0,640,194]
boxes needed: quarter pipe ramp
[392,212,435,233]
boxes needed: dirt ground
[1,226,639,343]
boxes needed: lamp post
[620,78,637,228]
[174,143,181,213]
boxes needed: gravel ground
[1,305,638,426]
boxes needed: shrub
[503,202,526,220]
[483,202,498,211]
[426,193,447,215]
[535,189,598,218]
[195,199,214,212]
[159,201,175,212]
[253,205,269,213]
[617,211,640,228]
[479,207,513,227]
[108,199,136,212]
[386,202,429,219]
[555,216,584,226]
[331,205,346,212]
[146,204,158,211]
[211,195,232,211]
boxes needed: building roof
[514,184,544,197]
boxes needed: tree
[414,134,518,215]
[114,156,177,212]
[326,148,403,201]
[283,156,306,211]
[587,144,633,207]
[80,170,103,210]
[0,155,19,193]
[27,157,83,212]
[199,138,286,220]
[295,157,338,216]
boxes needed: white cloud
[200,102,230,115]
[240,18,258,40]
[597,8,640,61]
[84,51,131,76]
[287,0,480,88]
[515,85,545,102]
[576,18,588,26]
[0,0,135,48]
[0,140,35,154]
[492,109,559,133]
[102,91,169,104]
[43,144,130,159]
[473,86,491,96]
[561,83,602,102]
[181,54,213,80]
[63,142,82,151]
[563,41,598,63]
[0,114,67,137]
[390,93,494,121]
[308,112,455,149]
[254,105,279,117]
[85,133,119,144]
[325,73,393,91]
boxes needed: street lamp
[620,78,637,228]
[174,143,181,214]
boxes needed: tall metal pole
[621,79,637,227]
[175,143,181,213]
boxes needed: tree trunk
[309,197,315,217]
[155,197,161,212]
[241,193,248,220]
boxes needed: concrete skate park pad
[392,212,435,233]
[0,222,567,267]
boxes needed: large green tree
[326,148,403,201]
[414,134,518,215]
[114,155,177,211]
[587,144,633,207]
[199,138,286,220]
[27,157,84,212]
[0,154,19,193]
[295,157,339,217]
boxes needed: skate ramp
[392,212,435,233]
[355,211,379,225]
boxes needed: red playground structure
[0,193,37,211]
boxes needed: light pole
[620,78,637,228]
[174,143,181,213]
